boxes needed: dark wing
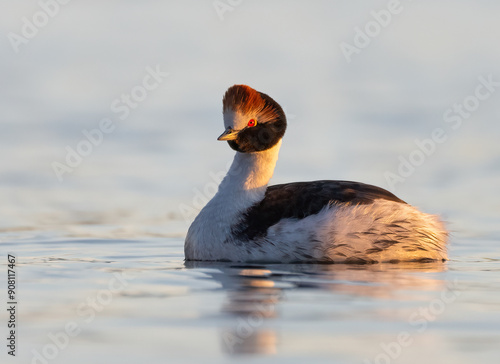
[233,180,405,241]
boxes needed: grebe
[185,85,448,263]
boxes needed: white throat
[185,140,282,259]
[209,139,282,217]
[219,139,282,197]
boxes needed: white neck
[218,139,282,200]
[185,140,282,259]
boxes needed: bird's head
[218,85,287,153]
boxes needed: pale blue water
[1,1,500,363]
[2,233,499,363]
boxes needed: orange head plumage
[218,85,287,153]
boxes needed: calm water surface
[2,228,499,364]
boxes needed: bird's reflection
[184,260,446,355]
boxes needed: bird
[184,84,448,263]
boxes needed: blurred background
[1,0,499,240]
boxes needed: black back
[232,180,406,241]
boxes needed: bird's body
[184,85,448,263]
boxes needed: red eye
[247,119,256,127]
